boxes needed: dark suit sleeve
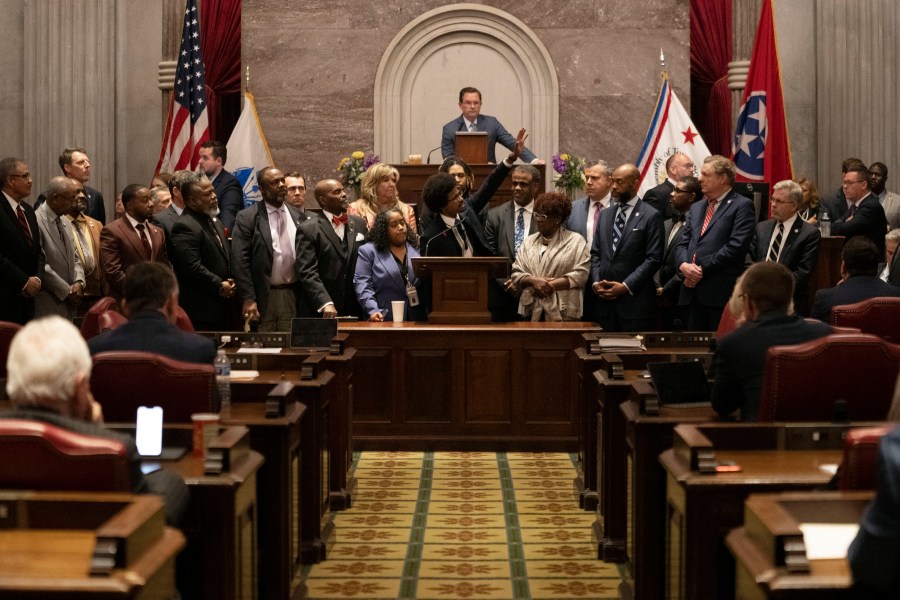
[810,289,831,322]
[229,211,257,303]
[88,191,106,225]
[170,221,224,294]
[697,199,756,275]
[467,162,511,215]
[294,221,334,310]
[711,337,745,418]
[493,119,536,163]
[623,210,664,293]
[849,429,900,594]
[484,209,501,256]
[748,225,761,263]
[791,228,821,290]
[441,121,457,159]
[217,178,244,232]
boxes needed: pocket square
[356,233,365,242]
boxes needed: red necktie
[700,199,718,235]
[591,202,602,236]
[15,203,33,248]
[136,223,152,257]
[332,213,348,226]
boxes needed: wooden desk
[618,393,717,600]
[660,422,873,600]
[727,491,871,599]
[339,321,600,450]
[0,492,183,598]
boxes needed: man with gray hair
[149,185,172,215]
[2,315,189,524]
[880,228,900,285]
[748,179,821,315]
[152,169,192,244]
[34,176,85,319]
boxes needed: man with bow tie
[230,167,305,331]
[295,179,368,318]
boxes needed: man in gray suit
[869,162,900,231]
[231,167,305,331]
[34,177,84,319]
[485,165,541,321]
[152,169,192,252]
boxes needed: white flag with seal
[225,91,274,207]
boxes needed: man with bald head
[642,152,695,218]
[99,184,170,300]
[589,163,663,330]
[231,167,307,330]
[34,176,84,319]
[295,179,368,318]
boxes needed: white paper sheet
[229,370,260,381]
[236,347,282,354]
[799,523,860,560]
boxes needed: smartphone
[136,406,163,457]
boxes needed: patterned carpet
[301,451,622,599]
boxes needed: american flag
[155,0,209,174]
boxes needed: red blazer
[99,216,170,299]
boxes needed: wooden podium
[412,256,509,324]
[454,131,488,163]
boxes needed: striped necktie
[767,222,784,262]
[612,205,627,252]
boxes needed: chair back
[0,321,22,379]
[91,351,216,423]
[0,419,131,491]
[80,297,121,340]
[758,333,900,422]
[831,297,900,342]
[838,425,896,490]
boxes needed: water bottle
[819,210,831,237]
[214,348,231,415]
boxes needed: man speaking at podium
[441,87,539,164]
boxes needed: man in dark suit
[0,157,44,324]
[674,155,756,330]
[99,184,170,300]
[832,164,889,255]
[589,164,663,331]
[422,172,491,258]
[88,262,216,364]
[169,173,236,331]
[284,171,308,214]
[231,167,307,331]
[655,175,701,328]
[440,87,539,164]
[811,236,900,321]
[748,179,821,315]
[34,177,84,319]
[485,165,541,321]
[641,152,695,218]
[712,262,832,421]
[34,147,106,224]
[820,157,866,222]
[848,424,900,597]
[5,315,189,525]
[198,140,243,233]
[152,169,191,253]
[295,179,368,318]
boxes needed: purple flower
[552,154,566,174]
[362,153,380,170]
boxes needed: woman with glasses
[506,191,589,321]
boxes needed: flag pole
[245,66,251,94]
[659,48,668,80]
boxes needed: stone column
[159,0,186,121]
[728,0,763,122]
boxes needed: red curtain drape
[690,0,733,157]
[201,0,242,142]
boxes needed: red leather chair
[838,425,896,490]
[831,297,900,342]
[0,419,131,491]
[91,351,216,423]
[758,333,900,422]
[80,296,122,340]
[0,321,22,379]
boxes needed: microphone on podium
[423,213,468,256]
[425,146,443,164]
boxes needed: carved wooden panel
[352,348,393,423]
[464,349,512,423]
[403,349,452,422]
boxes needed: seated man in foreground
[712,261,832,421]
[88,261,216,364]
[3,316,189,525]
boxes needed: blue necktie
[514,207,525,255]
[612,205,627,252]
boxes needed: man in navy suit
[811,236,900,321]
[655,175,701,328]
[589,164,663,331]
[295,179,368,318]
[440,87,539,164]
[674,155,756,330]
[88,261,216,364]
[641,152,695,219]
[198,140,243,233]
[748,180,821,315]
[0,158,44,324]
[832,163,889,256]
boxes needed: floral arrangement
[337,150,379,197]
[551,152,586,195]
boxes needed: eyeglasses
[673,188,691,194]
[841,180,866,188]
[534,213,558,222]
[9,173,31,180]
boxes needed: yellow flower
[560,153,569,161]
[351,151,365,160]
[338,157,349,170]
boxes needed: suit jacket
[882,190,900,231]
[440,114,537,163]
[590,199,663,322]
[169,208,232,329]
[655,215,687,302]
[422,203,491,258]
[832,194,889,255]
[353,243,425,321]
[674,190,756,308]
[889,249,900,286]
[711,312,832,421]
[152,205,180,243]
[230,201,307,319]
[295,212,368,317]
[70,213,104,298]
[641,179,675,219]
[564,195,612,241]
[88,310,216,364]
[749,217,821,314]
[35,185,105,225]
[848,425,900,597]
[34,204,84,319]
[811,274,900,321]
[212,170,243,233]
[484,201,538,261]
[820,186,848,221]
[99,216,170,300]
[0,196,45,324]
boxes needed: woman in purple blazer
[353,209,425,322]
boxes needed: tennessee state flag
[732,0,793,185]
